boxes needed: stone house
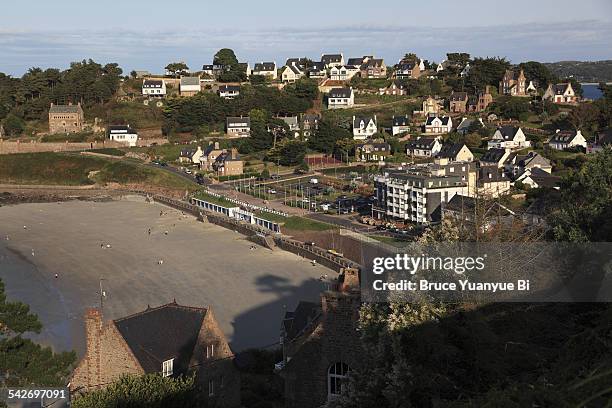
[499,69,526,96]
[360,58,387,78]
[355,140,391,162]
[301,114,320,139]
[421,96,441,115]
[212,148,243,176]
[476,87,493,112]
[478,167,511,197]
[379,81,406,96]
[449,92,469,113]
[504,151,552,178]
[279,269,362,408]
[70,303,240,407]
[394,63,421,80]
[48,103,84,134]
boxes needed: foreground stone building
[48,103,84,134]
[71,302,240,407]
[279,269,362,408]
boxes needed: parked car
[268,189,277,194]
[271,174,281,180]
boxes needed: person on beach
[54,273,58,279]
[148,228,151,235]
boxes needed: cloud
[0,20,610,76]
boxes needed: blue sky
[1,0,611,76]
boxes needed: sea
[581,83,604,100]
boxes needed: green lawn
[192,190,236,207]
[89,148,126,156]
[132,143,199,162]
[0,152,195,191]
[40,131,104,143]
[254,210,335,231]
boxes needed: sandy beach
[0,197,326,355]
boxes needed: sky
[1,0,611,76]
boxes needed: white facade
[327,88,354,109]
[252,62,277,79]
[424,116,452,134]
[352,116,377,140]
[330,65,360,81]
[280,65,304,83]
[549,130,587,150]
[108,127,138,147]
[488,127,531,150]
[142,80,166,97]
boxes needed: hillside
[544,60,612,82]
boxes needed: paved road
[145,163,210,186]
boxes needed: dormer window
[206,344,215,359]
[162,358,174,377]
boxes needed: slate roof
[450,92,468,102]
[363,58,384,68]
[283,301,320,341]
[496,126,520,140]
[308,62,326,71]
[549,130,579,144]
[108,125,136,134]
[353,116,375,128]
[328,87,353,98]
[49,104,81,113]
[302,113,320,123]
[254,62,276,71]
[396,63,417,71]
[286,57,308,67]
[321,54,343,64]
[457,118,482,132]
[478,167,508,183]
[219,85,240,93]
[180,76,200,86]
[408,137,438,150]
[445,194,515,215]
[425,116,450,126]
[528,168,561,188]
[180,149,196,157]
[553,83,570,94]
[437,143,467,159]
[226,117,251,127]
[113,303,207,375]
[392,115,409,127]
[346,57,364,66]
[143,80,164,88]
[284,65,302,75]
[480,148,507,164]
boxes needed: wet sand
[0,197,326,355]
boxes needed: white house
[307,62,327,79]
[330,65,360,81]
[352,115,377,140]
[424,116,452,134]
[280,65,304,83]
[321,53,344,68]
[179,146,203,164]
[407,137,442,157]
[142,79,166,97]
[108,125,138,147]
[226,117,251,137]
[252,62,277,79]
[548,130,587,150]
[327,87,354,109]
[218,85,240,99]
[543,83,578,104]
[419,59,425,71]
[392,115,410,136]
[179,76,201,97]
[487,126,530,150]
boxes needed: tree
[466,57,511,91]
[464,132,482,148]
[568,103,600,132]
[165,62,189,78]
[260,167,270,179]
[213,48,239,67]
[72,374,198,408]
[0,279,76,387]
[400,53,419,65]
[491,96,531,120]
[295,160,309,174]
[307,119,351,154]
[549,148,612,242]
[446,52,471,66]
[2,113,25,137]
[518,61,557,87]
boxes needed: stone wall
[0,138,168,154]
[70,309,144,393]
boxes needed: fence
[204,189,289,217]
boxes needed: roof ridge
[114,302,208,323]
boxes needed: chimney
[84,308,103,388]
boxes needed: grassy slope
[0,152,195,191]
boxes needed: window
[328,362,351,400]
[162,358,174,377]
[206,343,215,359]
[208,379,214,396]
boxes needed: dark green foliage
[307,119,352,154]
[72,374,198,408]
[284,78,319,100]
[0,279,76,387]
[490,96,531,120]
[549,148,612,242]
[518,61,558,87]
[277,140,307,166]
[238,349,284,408]
[164,62,189,77]
[2,113,25,136]
[214,48,247,83]
[465,57,511,91]
[446,53,471,66]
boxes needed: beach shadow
[230,274,324,351]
